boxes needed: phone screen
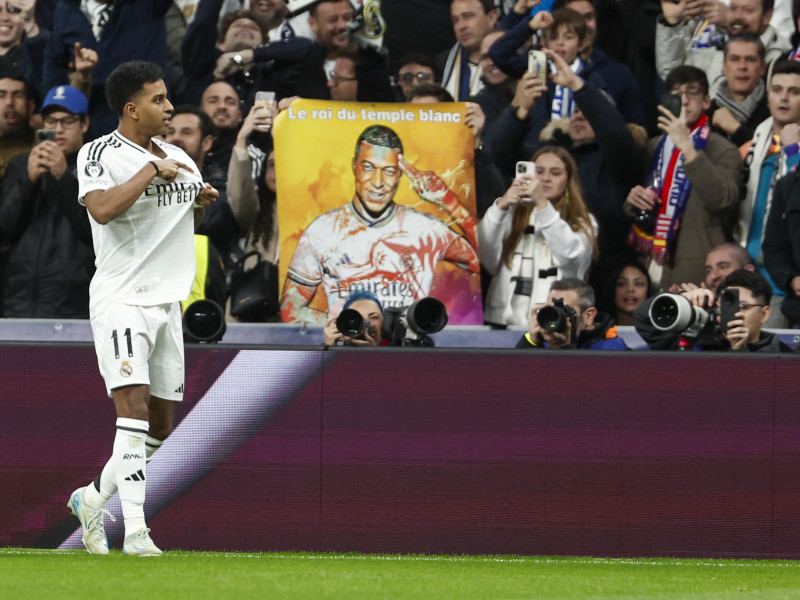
[660,92,682,118]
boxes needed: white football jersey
[286,201,461,316]
[78,131,205,317]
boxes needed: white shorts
[90,302,185,401]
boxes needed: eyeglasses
[42,115,81,128]
[327,70,356,85]
[738,302,766,311]
[398,71,433,84]
[669,86,705,99]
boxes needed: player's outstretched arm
[398,154,478,250]
[280,278,328,325]
[84,159,194,224]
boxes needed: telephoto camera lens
[536,305,568,332]
[405,297,448,335]
[336,308,366,338]
[183,299,226,343]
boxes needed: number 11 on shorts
[111,328,133,359]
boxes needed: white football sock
[114,417,149,537]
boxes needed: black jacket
[764,168,800,327]
[0,152,95,318]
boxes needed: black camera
[383,297,448,347]
[183,299,226,343]
[536,297,577,334]
[335,308,370,340]
[718,287,739,334]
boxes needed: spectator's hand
[514,0,541,15]
[657,104,692,152]
[681,287,715,309]
[464,102,485,148]
[543,48,583,91]
[790,275,800,297]
[277,96,300,112]
[152,159,195,183]
[625,185,658,212]
[71,43,98,77]
[398,154,451,207]
[497,176,539,211]
[195,182,219,206]
[780,122,800,148]
[702,0,727,27]
[10,0,37,36]
[668,281,701,293]
[722,312,749,350]
[660,0,692,25]
[214,50,255,80]
[528,303,572,349]
[324,316,341,345]
[712,107,740,135]
[512,72,548,120]
[237,102,276,147]
[27,141,66,181]
[528,10,553,31]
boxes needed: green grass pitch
[1,549,799,599]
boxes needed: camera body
[383,297,448,347]
[536,297,577,335]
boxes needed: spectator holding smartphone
[478,144,597,327]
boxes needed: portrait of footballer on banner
[273,99,482,325]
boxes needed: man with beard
[656,0,790,96]
[0,66,35,178]
[199,80,266,180]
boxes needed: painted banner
[273,99,482,325]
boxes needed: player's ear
[124,101,138,121]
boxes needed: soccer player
[66,61,218,556]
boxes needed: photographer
[634,269,794,352]
[516,278,627,350]
[324,291,387,347]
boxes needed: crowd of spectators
[1,0,800,353]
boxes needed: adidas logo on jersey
[125,470,145,482]
[174,384,184,394]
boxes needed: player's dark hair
[724,32,766,61]
[664,65,709,97]
[171,105,218,139]
[718,269,772,305]
[354,125,403,156]
[106,61,164,116]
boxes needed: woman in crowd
[598,260,653,327]
[479,145,597,327]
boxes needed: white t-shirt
[78,132,205,317]
[286,201,462,316]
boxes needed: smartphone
[527,49,548,81]
[515,161,536,180]
[718,287,739,334]
[254,91,275,108]
[660,91,682,118]
[35,129,56,144]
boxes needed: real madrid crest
[120,361,133,377]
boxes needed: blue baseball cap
[41,85,88,115]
